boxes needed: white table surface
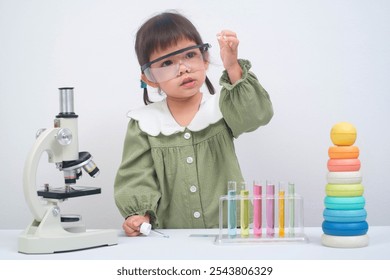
[1,227,389,260]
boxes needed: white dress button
[186,157,193,164]
[193,211,201,219]
[190,185,197,193]
[184,132,191,140]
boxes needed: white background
[1,0,389,230]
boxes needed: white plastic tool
[140,223,169,238]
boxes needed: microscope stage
[37,186,101,199]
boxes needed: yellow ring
[330,122,357,146]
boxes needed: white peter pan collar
[127,94,223,136]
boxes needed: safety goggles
[141,43,210,83]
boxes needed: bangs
[151,18,199,52]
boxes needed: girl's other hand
[122,214,150,237]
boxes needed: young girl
[114,12,273,236]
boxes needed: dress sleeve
[114,119,161,227]
[219,59,274,138]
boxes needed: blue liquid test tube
[227,181,237,238]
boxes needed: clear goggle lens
[141,43,210,83]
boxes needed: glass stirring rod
[228,181,237,238]
[288,182,295,236]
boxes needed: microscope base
[18,206,118,254]
[18,229,118,254]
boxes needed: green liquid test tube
[240,182,249,238]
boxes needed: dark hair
[135,12,215,105]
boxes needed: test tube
[227,181,237,238]
[288,182,295,236]
[240,182,250,238]
[278,182,286,237]
[253,181,262,237]
[266,180,275,237]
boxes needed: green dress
[114,59,273,229]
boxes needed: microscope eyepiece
[57,87,78,118]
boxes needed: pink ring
[327,158,361,172]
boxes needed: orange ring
[328,146,359,159]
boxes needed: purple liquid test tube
[253,182,262,237]
[266,182,275,236]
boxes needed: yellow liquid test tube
[240,183,249,238]
[278,183,285,237]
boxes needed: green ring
[325,183,364,197]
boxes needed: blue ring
[323,209,367,222]
[322,221,368,236]
[324,196,365,210]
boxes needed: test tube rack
[215,194,308,245]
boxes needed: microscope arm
[23,127,63,222]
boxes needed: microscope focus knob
[52,206,61,217]
[56,128,73,145]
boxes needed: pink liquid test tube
[266,182,275,236]
[253,182,262,237]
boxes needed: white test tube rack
[215,194,308,245]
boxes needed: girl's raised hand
[217,30,242,83]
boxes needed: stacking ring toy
[323,209,367,223]
[322,221,368,236]
[326,183,364,197]
[321,234,369,248]
[330,122,357,146]
[324,196,365,210]
[327,171,362,184]
[327,159,361,172]
[328,146,359,159]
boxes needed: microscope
[18,87,117,254]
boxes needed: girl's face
[144,39,209,101]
